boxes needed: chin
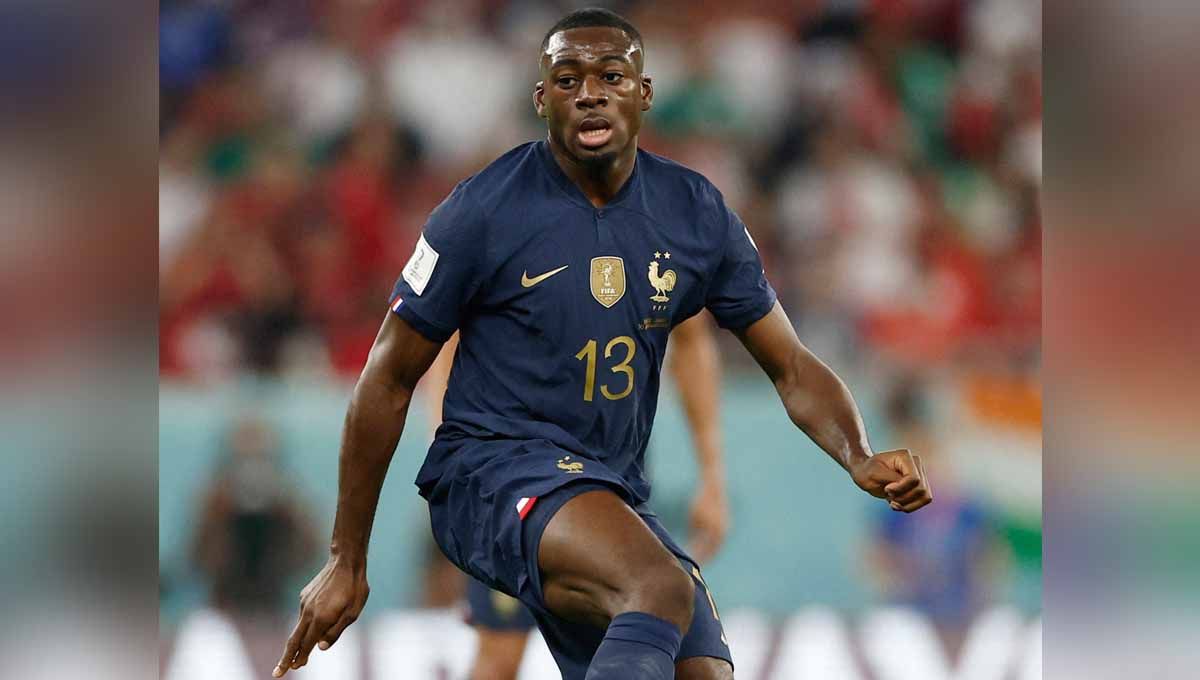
[574,137,627,165]
[576,146,619,166]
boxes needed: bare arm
[667,313,729,563]
[276,311,443,676]
[735,303,932,509]
[331,312,444,563]
[668,313,723,486]
[735,303,871,471]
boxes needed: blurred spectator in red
[158,0,1040,386]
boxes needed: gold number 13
[574,336,636,402]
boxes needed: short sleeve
[704,195,777,330]
[388,182,485,342]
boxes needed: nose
[575,75,608,109]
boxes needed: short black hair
[540,7,643,55]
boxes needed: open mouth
[577,118,613,149]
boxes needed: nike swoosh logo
[521,265,569,288]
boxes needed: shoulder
[424,142,542,243]
[453,141,544,219]
[637,148,724,204]
[637,148,732,229]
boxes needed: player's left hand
[688,477,730,563]
[850,449,932,513]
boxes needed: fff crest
[590,256,626,308]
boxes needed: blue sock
[585,611,682,680]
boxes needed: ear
[640,75,654,112]
[533,81,547,118]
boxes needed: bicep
[363,311,445,393]
[733,302,816,385]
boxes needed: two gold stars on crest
[654,251,671,259]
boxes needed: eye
[603,72,623,83]
[557,76,578,88]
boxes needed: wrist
[846,445,872,470]
[329,542,368,572]
[846,451,874,488]
[697,466,726,490]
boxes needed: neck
[546,134,637,208]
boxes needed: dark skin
[273,313,442,676]
[534,26,652,207]
[467,314,728,680]
[275,26,931,680]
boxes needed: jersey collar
[536,139,641,212]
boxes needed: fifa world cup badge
[590,256,626,308]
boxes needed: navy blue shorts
[424,440,731,678]
[465,577,536,632]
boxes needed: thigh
[426,440,636,599]
[535,489,686,629]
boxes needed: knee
[620,560,695,632]
[546,555,695,632]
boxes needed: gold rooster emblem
[556,456,584,473]
[648,259,677,302]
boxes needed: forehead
[543,26,640,66]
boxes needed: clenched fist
[849,449,933,513]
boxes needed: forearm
[688,418,723,484]
[668,320,724,483]
[741,307,930,512]
[328,370,413,567]
[773,352,872,472]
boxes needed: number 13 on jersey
[575,336,635,402]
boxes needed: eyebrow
[549,54,632,70]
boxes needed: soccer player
[465,313,729,680]
[274,8,932,680]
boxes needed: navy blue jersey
[391,141,775,503]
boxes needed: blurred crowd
[160,3,1041,654]
[159,0,1041,385]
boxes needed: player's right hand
[849,449,932,513]
[274,556,370,677]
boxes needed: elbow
[352,361,414,419]
[770,353,807,410]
